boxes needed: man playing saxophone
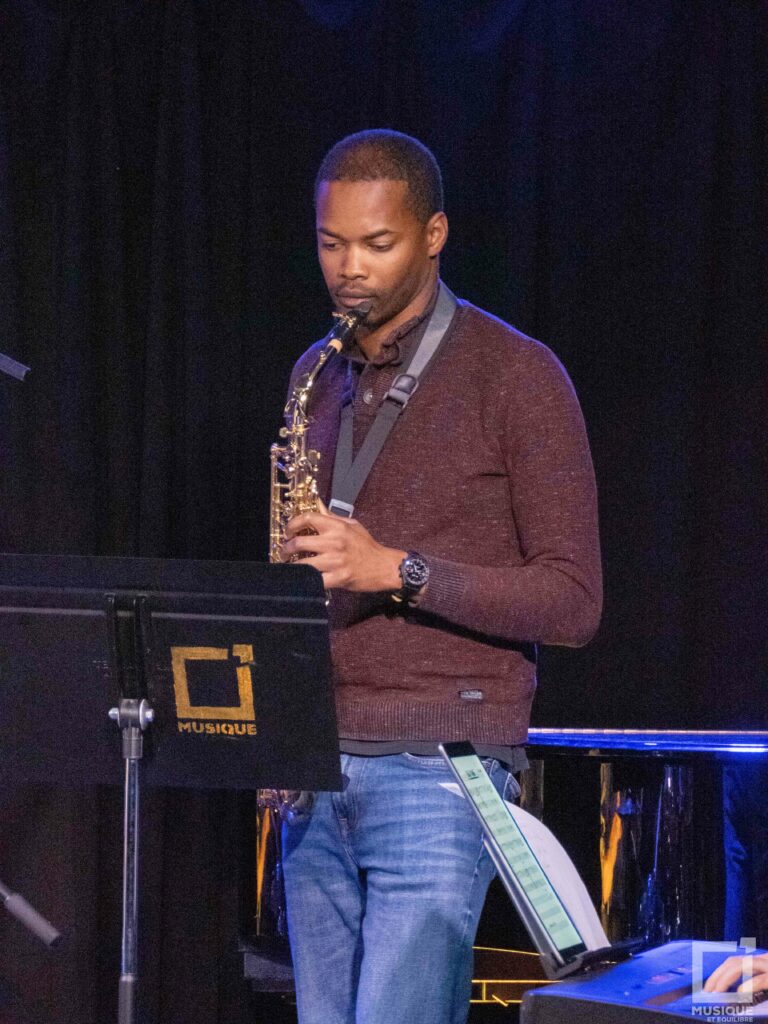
[277,129,602,1024]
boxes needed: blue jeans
[282,753,517,1024]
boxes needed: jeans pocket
[503,773,522,803]
[481,759,521,803]
[400,752,451,772]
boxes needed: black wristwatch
[394,552,430,603]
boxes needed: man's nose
[340,246,367,279]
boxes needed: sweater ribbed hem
[337,697,531,747]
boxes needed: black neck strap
[329,282,458,518]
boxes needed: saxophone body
[269,338,337,565]
[270,302,370,563]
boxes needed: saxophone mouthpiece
[329,300,372,350]
[351,299,372,321]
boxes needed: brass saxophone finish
[269,302,371,565]
[255,303,370,941]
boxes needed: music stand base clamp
[118,974,137,1022]
[109,698,154,1024]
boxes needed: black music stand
[0,553,341,1024]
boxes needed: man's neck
[356,273,438,361]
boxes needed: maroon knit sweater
[288,289,602,746]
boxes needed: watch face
[402,554,429,589]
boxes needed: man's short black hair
[315,129,444,224]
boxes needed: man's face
[315,179,446,333]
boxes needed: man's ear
[426,212,448,258]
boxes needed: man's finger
[704,961,741,992]
[320,570,347,590]
[286,511,331,537]
[703,960,736,992]
[705,957,768,993]
[738,972,768,995]
[279,551,329,571]
[283,535,334,557]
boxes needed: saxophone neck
[290,343,336,419]
[284,302,371,425]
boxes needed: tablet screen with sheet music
[440,741,587,966]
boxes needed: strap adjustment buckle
[385,373,419,408]
[328,498,355,518]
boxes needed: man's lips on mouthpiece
[337,295,376,314]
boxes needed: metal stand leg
[0,877,60,946]
[600,760,693,945]
[109,697,154,1024]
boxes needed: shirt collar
[343,282,440,368]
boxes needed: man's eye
[370,243,393,252]
[321,242,340,251]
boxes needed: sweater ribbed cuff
[418,556,466,620]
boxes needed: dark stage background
[0,2,765,1021]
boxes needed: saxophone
[269,301,371,564]
[255,302,370,941]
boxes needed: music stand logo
[171,645,257,737]
[691,938,760,1022]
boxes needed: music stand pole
[109,697,154,1024]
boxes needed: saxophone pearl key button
[363,388,374,405]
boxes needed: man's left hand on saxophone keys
[283,505,406,594]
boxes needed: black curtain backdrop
[0,2,765,1021]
